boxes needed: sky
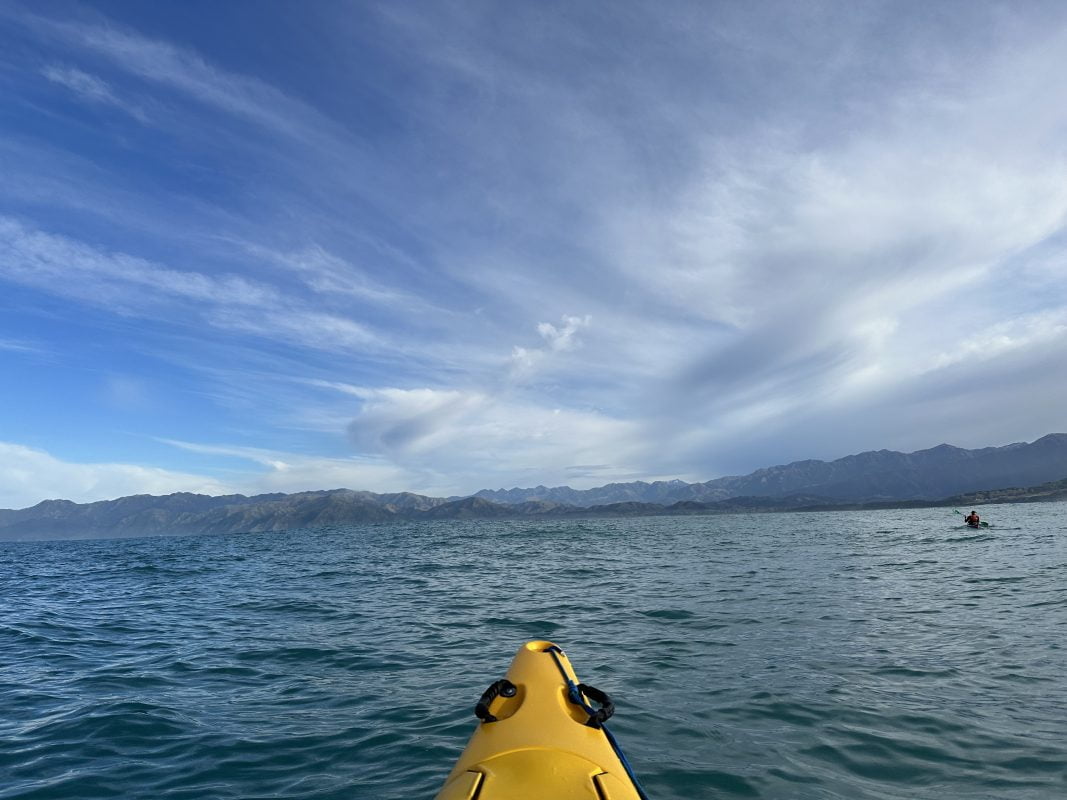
[2,0,1066,509]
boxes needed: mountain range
[474,433,1067,506]
[2,434,1066,540]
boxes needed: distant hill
[941,475,1067,506]
[0,490,451,541]
[2,434,1066,540]
[475,434,1067,506]
[0,489,837,540]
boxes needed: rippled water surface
[3,503,1067,799]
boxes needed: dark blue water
[2,503,1066,799]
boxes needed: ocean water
[2,503,1066,799]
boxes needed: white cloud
[157,438,417,495]
[0,442,231,510]
[509,315,592,378]
[923,309,1067,374]
[335,383,646,488]
[585,46,1067,465]
[369,5,1067,462]
[508,345,542,375]
[537,314,591,352]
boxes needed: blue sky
[2,0,1066,509]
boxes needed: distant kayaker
[964,510,980,526]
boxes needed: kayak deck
[436,640,647,800]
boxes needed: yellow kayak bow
[435,640,649,800]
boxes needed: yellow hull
[435,640,646,800]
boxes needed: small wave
[234,646,405,672]
[482,617,563,634]
[990,671,1056,684]
[1023,597,1067,608]
[639,609,696,620]
[73,671,178,691]
[0,624,50,645]
[656,766,761,797]
[234,599,343,616]
[730,697,826,727]
[871,665,958,678]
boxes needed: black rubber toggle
[474,679,517,722]
[576,683,615,728]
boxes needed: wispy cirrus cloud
[0,337,45,354]
[41,63,147,121]
[0,216,383,353]
[0,215,276,306]
[236,241,432,314]
[20,12,340,147]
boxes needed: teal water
[2,503,1066,799]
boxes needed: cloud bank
[0,443,229,510]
